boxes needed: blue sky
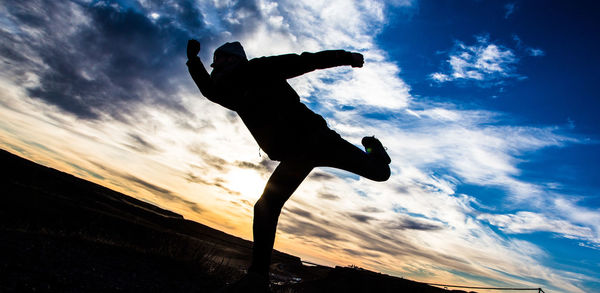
[378,1,600,290]
[0,1,599,292]
[383,0,600,284]
[382,1,599,130]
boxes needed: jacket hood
[214,41,247,60]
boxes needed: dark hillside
[0,149,467,292]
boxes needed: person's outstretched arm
[186,39,217,100]
[252,50,364,79]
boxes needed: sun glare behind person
[226,168,266,201]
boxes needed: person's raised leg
[249,160,313,277]
[316,133,391,182]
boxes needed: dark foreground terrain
[0,149,471,292]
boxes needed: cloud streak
[1,1,197,121]
[430,36,519,86]
[504,3,516,19]
[478,211,595,241]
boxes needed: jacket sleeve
[186,56,218,101]
[251,50,355,79]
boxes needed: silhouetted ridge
[1,148,182,220]
[0,149,298,292]
[1,148,464,292]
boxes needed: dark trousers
[248,132,390,276]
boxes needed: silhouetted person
[187,39,390,292]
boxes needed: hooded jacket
[187,50,355,161]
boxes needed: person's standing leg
[248,160,313,277]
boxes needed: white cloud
[512,34,546,58]
[182,0,412,110]
[528,48,545,57]
[478,211,595,240]
[303,95,596,291]
[504,3,516,19]
[431,37,518,85]
[239,0,412,109]
[550,196,600,246]
[430,72,451,82]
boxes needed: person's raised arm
[186,39,217,100]
[252,50,364,79]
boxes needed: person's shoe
[215,271,271,293]
[362,136,391,164]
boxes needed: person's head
[211,41,247,69]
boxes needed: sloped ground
[0,149,466,293]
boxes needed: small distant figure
[187,39,390,292]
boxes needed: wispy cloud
[504,3,516,19]
[478,211,595,240]
[5,1,195,121]
[513,35,546,57]
[527,48,545,57]
[430,36,520,86]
